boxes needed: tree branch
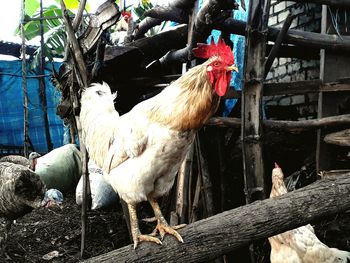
[133,17,164,40]
[158,0,238,65]
[72,0,87,31]
[133,0,196,40]
[145,6,189,24]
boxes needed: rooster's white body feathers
[80,82,197,204]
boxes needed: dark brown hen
[0,162,46,251]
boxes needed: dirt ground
[1,193,130,263]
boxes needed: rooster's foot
[150,221,186,242]
[132,233,162,249]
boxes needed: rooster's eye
[96,90,104,96]
[213,62,220,67]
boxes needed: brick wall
[265,1,322,120]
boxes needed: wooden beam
[263,79,321,96]
[264,80,350,96]
[286,0,350,8]
[206,114,350,131]
[83,174,350,263]
[219,18,350,53]
[225,80,350,99]
[264,114,350,131]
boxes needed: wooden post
[242,0,270,261]
[242,0,269,204]
[20,0,29,158]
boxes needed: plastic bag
[35,144,81,193]
[76,160,119,210]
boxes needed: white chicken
[80,37,238,248]
[268,163,350,263]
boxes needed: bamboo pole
[21,0,29,158]
[59,0,90,258]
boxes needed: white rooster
[268,163,350,263]
[80,37,238,248]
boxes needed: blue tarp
[0,60,64,153]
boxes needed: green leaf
[53,0,90,11]
[25,0,40,17]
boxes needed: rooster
[268,163,350,263]
[80,37,238,248]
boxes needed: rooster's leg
[127,203,162,249]
[148,197,185,242]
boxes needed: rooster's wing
[102,114,149,174]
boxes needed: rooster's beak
[227,65,239,72]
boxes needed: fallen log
[84,174,350,263]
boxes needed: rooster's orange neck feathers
[148,63,220,131]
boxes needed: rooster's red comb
[122,11,132,18]
[192,36,234,65]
